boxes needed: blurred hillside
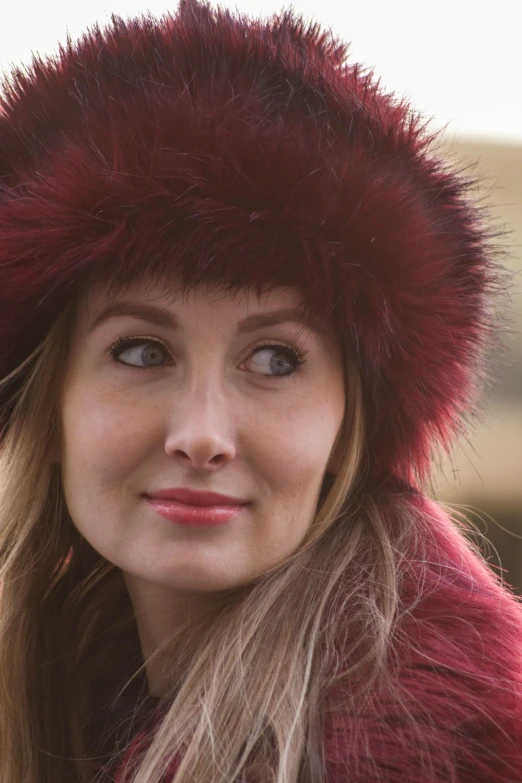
[432,136,522,593]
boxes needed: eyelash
[107,336,308,379]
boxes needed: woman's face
[59,278,345,596]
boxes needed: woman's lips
[145,497,247,526]
[145,487,248,505]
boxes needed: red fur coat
[323,492,522,783]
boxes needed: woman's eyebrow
[88,302,177,334]
[88,302,326,336]
[237,309,326,336]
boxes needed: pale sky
[2,0,521,144]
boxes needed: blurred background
[2,0,521,590]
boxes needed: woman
[0,1,521,781]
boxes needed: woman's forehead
[70,268,343,356]
[80,272,312,322]
[71,272,342,359]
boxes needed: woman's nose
[163,379,237,472]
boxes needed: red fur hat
[0,0,509,487]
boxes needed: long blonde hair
[0,283,421,783]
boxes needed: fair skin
[59,278,345,694]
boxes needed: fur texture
[323,490,522,782]
[0,0,510,486]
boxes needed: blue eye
[109,337,168,368]
[108,337,308,378]
[247,343,307,378]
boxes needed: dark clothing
[85,676,165,780]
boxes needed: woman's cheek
[61,386,137,484]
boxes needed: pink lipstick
[144,487,249,527]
